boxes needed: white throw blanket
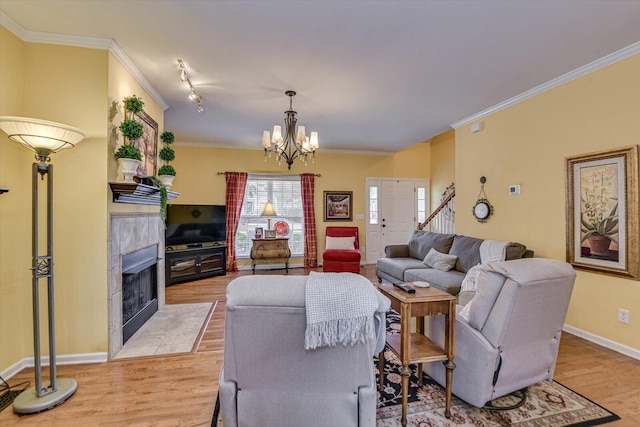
[480,240,509,263]
[304,271,378,350]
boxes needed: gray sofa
[376,230,531,295]
[219,274,390,427]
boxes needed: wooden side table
[376,282,456,426]
[250,238,291,274]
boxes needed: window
[369,185,378,225]
[417,187,427,224]
[236,175,304,257]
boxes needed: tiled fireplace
[109,213,165,358]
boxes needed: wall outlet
[509,185,521,195]
[618,308,630,324]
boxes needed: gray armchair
[218,274,390,427]
[425,258,576,408]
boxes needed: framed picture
[131,111,158,177]
[565,145,639,280]
[255,227,263,239]
[265,229,277,239]
[324,191,353,221]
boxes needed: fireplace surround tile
[109,212,165,359]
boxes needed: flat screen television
[165,204,227,247]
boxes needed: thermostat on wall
[509,185,521,195]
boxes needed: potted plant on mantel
[115,95,145,183]
[158,130,176,190]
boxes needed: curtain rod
[217,172,321,177]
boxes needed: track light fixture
[177,59,203,114]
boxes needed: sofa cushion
[407,230,456,261]
[404,268,465,295]
[322,249,361,262]
[449,235,483,273]
[325,236,356,250]
[376,257,427,282]
[423,248,458,272]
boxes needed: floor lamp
[0,116,86,414]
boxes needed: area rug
[114,302,215,359]
[376,311,620,426]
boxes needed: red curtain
[300,173,318,268]
[225,172,248,271]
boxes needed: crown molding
[0,11,169,111]
[175,141,393,156]
[452,40,640,129]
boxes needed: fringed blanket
[304,271,378,350]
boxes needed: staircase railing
[418,186,455,233]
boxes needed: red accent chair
[322,226,362,273]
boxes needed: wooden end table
[376,282,456,426]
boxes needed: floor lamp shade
[0,116,86,414]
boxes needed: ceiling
[1,1,640,154]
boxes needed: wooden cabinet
[165,245,227,286]
[250,238,291,274]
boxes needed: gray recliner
[425,258,576,408]
[218,274,390,427]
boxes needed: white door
[366,178,429,263]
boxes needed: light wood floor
[1,265,639,426]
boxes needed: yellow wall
[172,142,430,267]
[455,53,640,350]
[429,130,455,211]
[0,27,31,370]
[0,27,112,371]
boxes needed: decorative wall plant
[158,130,176,189]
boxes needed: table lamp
[260,201,277,230]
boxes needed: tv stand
[165,245,227,286]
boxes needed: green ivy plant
[115,144,142,161]
[148,176,168,223]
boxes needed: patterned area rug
[376,311,620,426]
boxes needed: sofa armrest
[384,244,410,258]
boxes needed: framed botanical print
[565,145,639,280]
[324,191,353,221]
[131,111,158,177]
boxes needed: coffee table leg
[401,364,411,426]
[443,359,456,418]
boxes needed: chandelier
[261,90,319,170]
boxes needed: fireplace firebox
[122,245,159,344]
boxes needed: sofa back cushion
[449,235,483,273]
[407,230,456,261]
[423,248,458,271]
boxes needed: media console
[164,244,227,286]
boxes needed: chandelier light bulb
[310,132,319,149]
[180,69,187,81]
[272,125,283,143]
[262,130,272,148]
[189,89,197,101]
[197,105,204,114]
[296,125,306,143]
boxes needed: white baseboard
[1,352,108,380]
[563,324,640,361]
